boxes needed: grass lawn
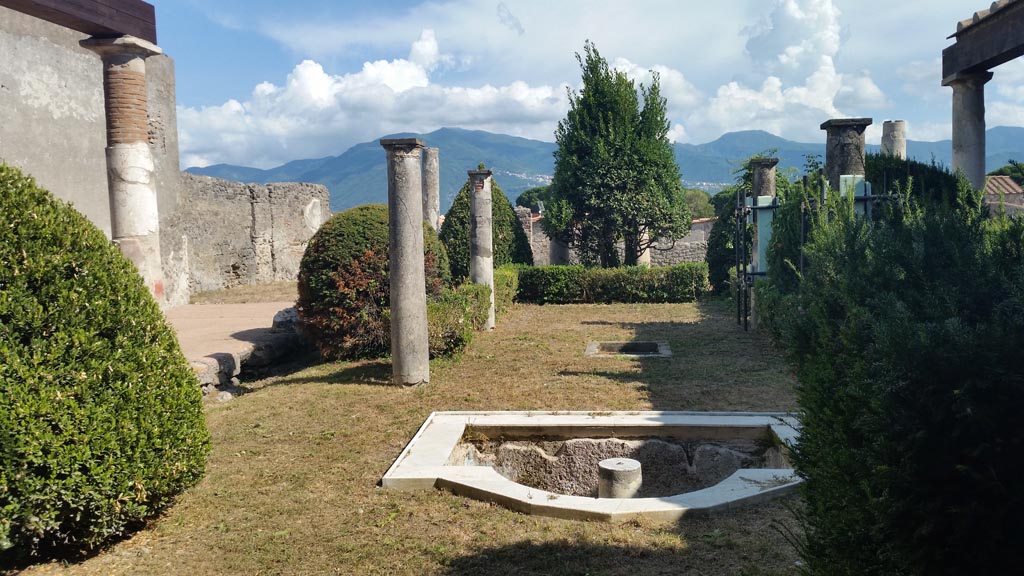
[19,300,801,576]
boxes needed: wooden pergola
[0,0,156,43]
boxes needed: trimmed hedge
[493,265,519,315]
[0,165,209,560]
[763,180,1024,574]
[426,283,491,357]
[516,263,709,304]
[296,204,449,360]
[439,174,533,281]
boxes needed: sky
[152,0,1024,170]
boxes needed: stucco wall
[0,6,191,304]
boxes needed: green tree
[440,169,533,281]
[545,41,689,267]
[682,188,715,219]
[988,159,1024,186]
[515,185,551,212]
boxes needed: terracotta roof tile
[985,175,1024,196]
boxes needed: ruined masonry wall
[179,174,331,294]
[519,216,713,267]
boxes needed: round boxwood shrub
[296,204,449,360]
[0,165,209,561]
[439,172,534,281]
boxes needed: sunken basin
[381,411,801,523]
[585,341,672,357]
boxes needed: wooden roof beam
[943,0,1024,84]
[0,0,156,44]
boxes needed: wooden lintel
[942,1,1024,84]
[0,0,156,44]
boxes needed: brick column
[81,36,165,301]
[381,138,430,386]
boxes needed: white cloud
[178,31,569,168]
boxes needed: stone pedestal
[381,138,430,386]
[422,147,440,231]
[81,35,165,301]
[598,458,642,498]
[820,118,872,193]
[881,120,907,160]
[948,72,992,191]
[469,169,495,330]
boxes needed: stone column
[380,138,430,386]
[468,169,495,330]
[421,147,441,231]
[947,72,993,191]
[637,231,652,266]
[820,118,873,193]
[751,157,780,199]
[881,120,907,160]
[81,36,165,301]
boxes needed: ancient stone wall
[518,215,713,267]
[179,174,330,294]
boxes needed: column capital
[820,117,873,133]
[943,70,994,88]
[380,138,424,154]
[80,35,162,59]
[468,169,493,179]
[749,157,780,169]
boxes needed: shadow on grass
[440,540,684,576]
[255,358,395,388]
[562,299,792,412]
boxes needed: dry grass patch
[17,300,800,576]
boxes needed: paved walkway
[165,301,301,387]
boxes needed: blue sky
[152,0,1024,169]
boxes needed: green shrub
[516,264,708,304]
[296,204,449,360]
[426,283,490,357]
[774,180,1024,574]
[493,265,520,316]
[439,174,533,281]
[0,165,209,560]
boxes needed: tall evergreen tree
[545,41,689,267]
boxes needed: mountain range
[187,126,1024,213]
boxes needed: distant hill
[187,126,1024,211]
[190,128,556,214]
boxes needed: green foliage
[516,264,708,304]
[987,159,1024,186]
[683,188,715,219]
[866,153,959,206]
[766,178,1024,574]
[296,204,449,360]
[706,186,743,294]
[0,165,209,560]
[426,283,490,358]
[515,185,551,211]
[546,41,690,267]
[493,265,520,316]
[439,173,533,281]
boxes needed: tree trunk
[623,231,639,266]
